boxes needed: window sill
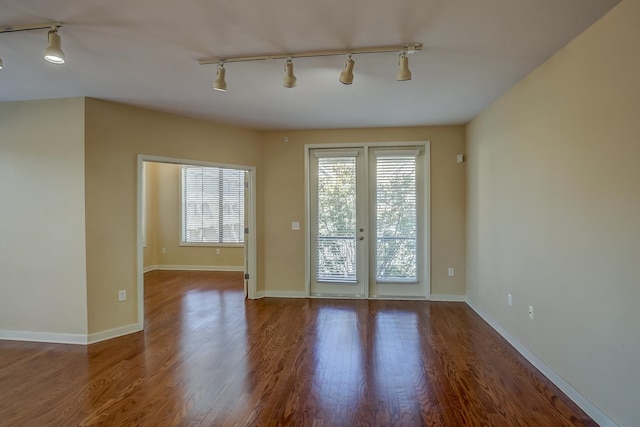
[179,243,244,248]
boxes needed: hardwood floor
[0,271,595,426]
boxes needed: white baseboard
[430,294,467,302]
[264,290,308,298]
[0,323,144,346]
[88,323,142,344]
[144,265,244,272]
[0,330,88,345]
[257,292,466,301]
[254,291,266,299]
[465,297,616,427]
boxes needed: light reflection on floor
[373,311,422,413]
[179,288,249,413]
[312,305,424,421]
[314,306,363,422]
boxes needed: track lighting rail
[0,22,62,34]
[201,43,422,90]
[198,43,422,65]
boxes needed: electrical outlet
[216,248,221,255]
[448,267,455,277]
[118,290,126,302]
[161,247,167,253]
[508,293,513,306]
[528,305,534,319]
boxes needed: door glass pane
[316,157,357,283]
[376,155,417,282]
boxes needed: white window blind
[315,156,357,282]
[181,166,244,244]
[375,152,417,282]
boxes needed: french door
[309,144,428,299]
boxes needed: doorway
[136,155,257,328]
[306,143,430,299]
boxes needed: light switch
[291,221,300,230]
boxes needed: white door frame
[136,154,258,329]
[304,141,431,300]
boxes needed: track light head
[283,58,297,88]
[339,55,355,85]
[0,58,3,70]
[213,62,227,92]
[44,29,65,64]
[397,51,411,81]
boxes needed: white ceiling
[0,0,620,130]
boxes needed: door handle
[359,236,365,240]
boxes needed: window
[181,165,244,244]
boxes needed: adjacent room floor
[0,270,594,426]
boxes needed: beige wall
[146,162,244,268]
[466,0,640,425]
[84,99,263,334]
[262,126,466,296]
[0,98,88,335]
